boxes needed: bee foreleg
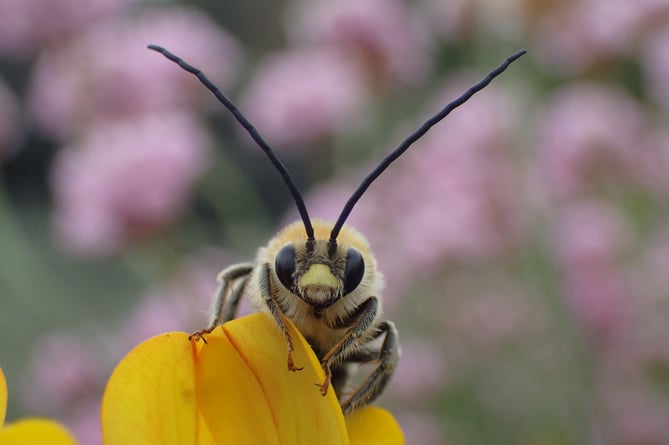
[260,263,303,372]
[190,262,254,342]
[340,320,398,415]
[221,275,250,322]
[318,297,379,395]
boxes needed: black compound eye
[343,248,365,295]
[275,244,296,291]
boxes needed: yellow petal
[0,368,6,426]
[102,314,397,445]
[194,327,280,444]
[346,406,405,445]
[101,332,212,445]
[199,314,348,445]
[0,419,77,445]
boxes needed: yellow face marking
[298,264,338,289]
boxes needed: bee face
[274,239,365,308]
[265,219,381,310]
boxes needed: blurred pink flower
[396,413,444,445]
[285,0,432,86]
[119,293,194,350]
[22,334,101,413]
[446,291,531,355]
[117,248,258,349]
[239,48,369,150]
[0,78,20,158]
[28,6,241,139]
[536,83,650,199]
[553,201,631,343]
[389,337,447,402]
[0,0,134,56]
[50,112,210,255]
[416,0,474,42]
[535,0,669,73]
[604,386,669,445]
[65,399,102,445]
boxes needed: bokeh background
[2,0,669,444]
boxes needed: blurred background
[1,0,669,443]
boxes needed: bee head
[270,220,369,309]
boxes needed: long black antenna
[148,44,315,241]
[329,49,527,242]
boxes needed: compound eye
[343,248,365,295]
[275,244,296,290]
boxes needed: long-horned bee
[148,44,525,414]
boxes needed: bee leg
[221,276,250,322]
[329,364,350,397]
[189,262,254,342]
[340,321,399,415]
[260,263,303,372]
[318,297,379,395]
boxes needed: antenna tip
[510,49,527,61]
[147,44,169,55]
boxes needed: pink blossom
[416,0,474,41]
[28,7,241,139]
[0,78,20,158]
[239,48,369,151]
[118,248,257,349]
[389,337,447,402]
[0,0,134,56]
[604,386,669,445]
[65,399,102,445]
[536,84,650,199]
[285,0,432,86]
[50,112,210,255]
[535,0,669,73]
[444,291,531,355]
[396,413,445,445]
[22,334,101,413]
[119,294,194,350]
[552,201,631,343]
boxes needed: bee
[148,44,526,414]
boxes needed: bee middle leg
[339,320,398,414]
[318,297,379,395]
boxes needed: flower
[239,48,369,151]
[50,112,210,255]
[27,6,241,139]
[0,0,134,57]
[536,83,649,199]
[101,313,404,444]
[285,0,432,86]
[0,368,77,444]
[552,201,631,343]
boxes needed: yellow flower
[0,368,77,445]
[101,313,404,444]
